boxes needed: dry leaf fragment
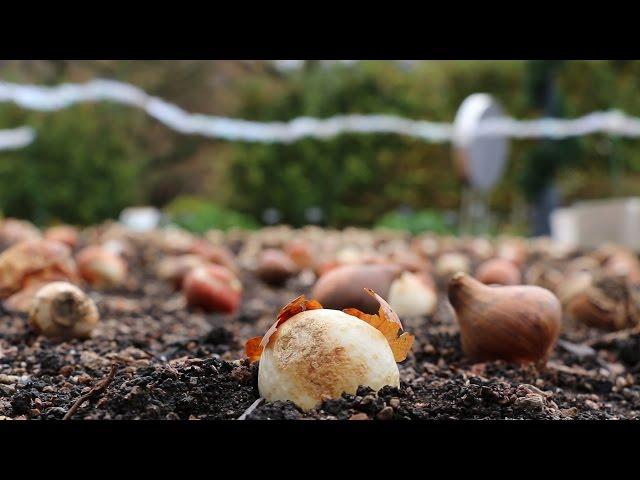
[344,288,415,362]
[245,295,323,361]
[245,336,263,362]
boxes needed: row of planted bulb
[1,218,638,411]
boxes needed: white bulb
[258,309,399,410]
[388,271,437,317]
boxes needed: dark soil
[1,243,639,421]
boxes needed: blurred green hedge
[375,209,455,235]
[164,195,258,233]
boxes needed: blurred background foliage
[1,60,640,232]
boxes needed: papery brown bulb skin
[0,239,78,300]
[565,291,627,331]
[28,281,99,339]
[448,273,561,364]
[183,264,242,313]
[76,246,127,288]
[475,258,521,286]
[256,249,298,286]
[311,263,402,314]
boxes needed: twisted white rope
[0,126,35,151]
[1,79,640,151]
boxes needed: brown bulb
[312,263,402,314]
[448,273,561,364]
[496,238,529,267]
[0,239,79,311]
[435,252,471,281]
[256,249,298,286]
[564,276,632,331]
[284,239,314,269]
[44,225,80,249]
[188,240,238,273]
[76,245,127,288]
[565,290,627,331]
[0,218,41,250]
[475,258,521,286]
[183,264,242,313]
[156,254,206,289]
[29,282,99,339]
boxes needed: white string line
[0,79,452,143]
[477,111,640,138]
[0,127,35,151]
[1,79,640,147]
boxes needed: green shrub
[375,209,455,235]
[164,195,259,233]
[0,104,146,226]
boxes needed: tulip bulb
[448,273,561,364]
[29,282,99,339]
[475,258,521,286]
[435,252,471,280]
[0,239,79,311]
[0,218,41,250]
[246,292,413,410]
[564,276,633,331]
[312,263,402,313]
[44,225,79,249]
[284,239,314,269]
[183,264,242,313]
[76,246,127,288]
[387,271,438,317]
[256,249,298,286]
[156,254,206,289]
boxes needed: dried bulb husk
[448,273,561,364]
[475,258,521,286]
[29,282,99,339]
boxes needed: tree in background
[0,104,144,225]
